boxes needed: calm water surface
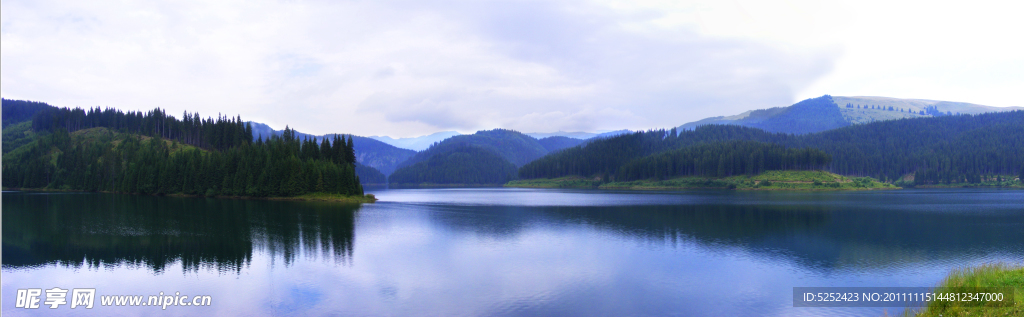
[3,188,1023,316]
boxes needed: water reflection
[2,192,357,273]
[405,189,1024,273]
[2,189,1023,317]
[6,189,1024,276]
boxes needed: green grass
[910,178,1024,189]
[900,263,1023,317]
[72,127,201,154]
[839,107,926,125]
[276,193,378,203]
[598,170,898,191]
[504,176,601,188]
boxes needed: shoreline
[2,187,377,203]
[913,184,1024,189]
[388,183,506,189]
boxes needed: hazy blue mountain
[396,129,548,170]
[537,136,586,153]
[526,131,596,139]
[247,121,414,177]
[388,129,611,186]
[526,130,632,140]
[589,129,632,139]
[678,95,1023,135]
[368,131,461,151]
[388,145,518,186]
[744,95,848,134]
[677,95,846,134]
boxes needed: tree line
[616,141,830,181]
[31,105,253,150]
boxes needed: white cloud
[3,0,1017,137]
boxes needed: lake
[3,188,1023,316]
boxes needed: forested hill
[522,110,1024,184]
[248,121,413,176]
[2,104,366,198]
[388,145,518,187]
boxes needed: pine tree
[345,135,356,165]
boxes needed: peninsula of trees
[2,100,370,202]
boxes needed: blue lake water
[3,188,1023,316]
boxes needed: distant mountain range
[247,123,617,182]
[388,129,596,186]
[525,130,631,140]
[678,95,1023,135]
[365,129,632,151]
[367,131,462,151]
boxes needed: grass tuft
[901,263,1023,317]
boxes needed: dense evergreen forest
[522,110,1024,184]
[2,103,365,197]
[388,145,518,186]
[615,141,830,181]
[355,163,387,185]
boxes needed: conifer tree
[345,135,356,165]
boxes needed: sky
[2,0,1022,137]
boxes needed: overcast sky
[2,0,1022,137]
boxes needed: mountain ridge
[679,95,1023,134]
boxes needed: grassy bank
[388,183,506,188]
[912,181,1024,189]
[508,171,898,191]
[903,263,1023,317]
[266,192,377,203]
[504,176,601,189]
